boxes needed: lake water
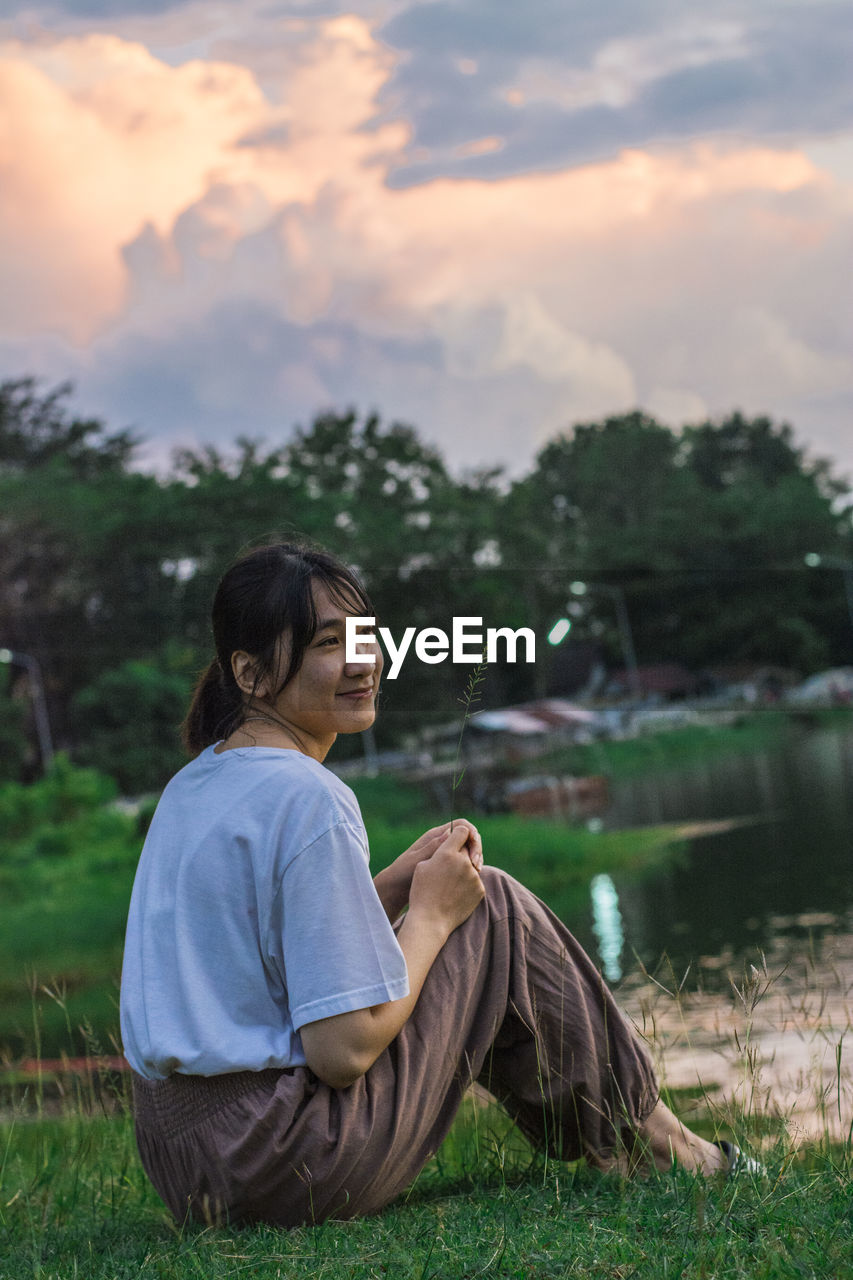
[573,722,853,1141]
[575,723,853,987]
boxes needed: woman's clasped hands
[399,819,484,873]
[406,820,485,938]
[374,819,485,933]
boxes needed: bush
[0,757,143,1057]
[0,753,121,861]
[71,657,192,794]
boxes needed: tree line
[2,376,851,791]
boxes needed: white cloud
[729,306,853,397]
[508,19,750,114]
[2,12,853,484]
[494,293,635,403]
[646,387,709,426]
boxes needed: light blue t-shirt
[120,745,409,1080]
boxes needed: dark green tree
[0,380,190,758]
[0,377,138,477]
[509,410,852,674]
[5,377,853,775]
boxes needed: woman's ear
[231,650,265,698]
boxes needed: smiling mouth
[338,687,374,698]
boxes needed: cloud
[709,306,853,404]
[492,294,635,400]
[380,0,672,65]
[38,0,183,15]
[2,12,853,483]
[0,31,269,340]
[377,1,853,183]
[14,2,853,184]
[645,387,709,427]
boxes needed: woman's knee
[479,864,521,897]
[478,864,540,919]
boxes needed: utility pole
[0,648,55,768]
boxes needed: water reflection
[590,874,624,982]
[591,723,853,988]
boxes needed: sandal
[715,1139,766,1177]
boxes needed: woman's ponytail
[181,658,243,755]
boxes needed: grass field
[1,743,851,1277]
[3,942,851,1277]
[2,1075,850,1279]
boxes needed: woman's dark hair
[182,542,373,754]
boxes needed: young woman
[120,542,731,1229]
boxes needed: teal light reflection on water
[590,873,624,982]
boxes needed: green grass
[4,951,852,1276]
[1,1081,850,1279]
[2,749,851,1276]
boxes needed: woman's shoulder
[147,747,365,869]
[194,745,363,830]
[286,755,364,834]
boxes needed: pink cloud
[0,33,267,340]
[1,17,851,475]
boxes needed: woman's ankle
[634,1100,728,1175]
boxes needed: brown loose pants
[132,867,658,1227]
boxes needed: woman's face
[257,580,383,758]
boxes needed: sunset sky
[2,0,852,482]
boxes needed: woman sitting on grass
[120,541,734,1229]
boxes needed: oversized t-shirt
[120,745,409,1080]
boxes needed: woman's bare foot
[587,1099,730,1176]
[630,1098,728,1175]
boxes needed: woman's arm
[301,824,485,1088]
[373,820,483,921]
